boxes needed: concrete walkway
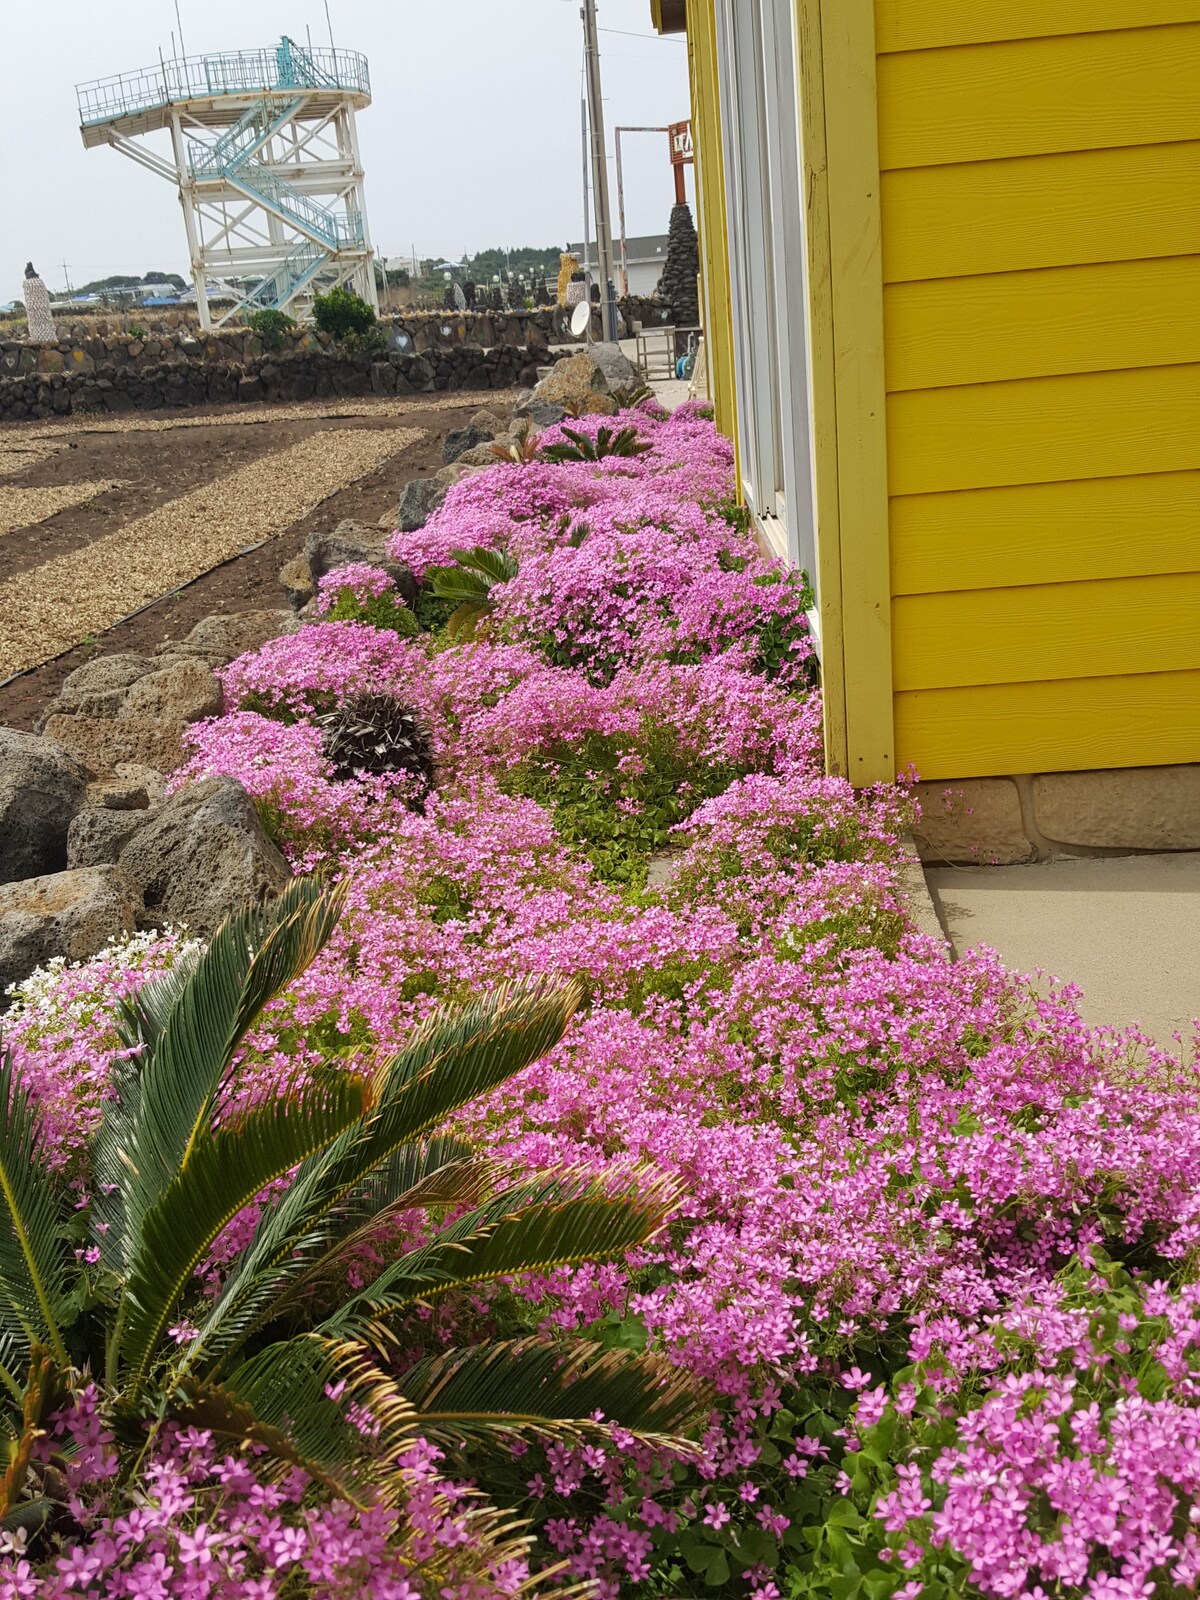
[926,852,1200,1050]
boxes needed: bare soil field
[0,395,505,729]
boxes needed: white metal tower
[76,37,378,330]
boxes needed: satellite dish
[570,300,591,338]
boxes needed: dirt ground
[0,396,501,730]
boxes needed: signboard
[669,120,694,165]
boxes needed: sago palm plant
[423,546,519,640]
[0,878,702,1539]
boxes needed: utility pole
[581,0,617,342]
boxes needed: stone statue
[22,262,55,343]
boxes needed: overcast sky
[3,0,692,298]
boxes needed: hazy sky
[3,0,692,298]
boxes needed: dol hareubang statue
[22,262,56,343]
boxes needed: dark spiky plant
[489,417,541,465]
[423,546,519,641]
[541,425,652,464]
[0,878,705,1543]
[317,691,435,800]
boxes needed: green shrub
[247,307,296,349]
[312,284,377,340]
[322,586,420,637]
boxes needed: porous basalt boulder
[0,728,90,884]
[118,657,223,724]
[56,653,156,707]
[67,808,150,869]
[303,520,418,604]
[395,477,448,532]
[118,776,290,935]
[279,553,315,610]
[0,865,142,999]
[157,610,292,666]
[40,712,193,778]
[442,424,492,464]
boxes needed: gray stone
[169,610,292,666]
[0,729,90,884]
[117,657,223,725]
[454,442,503,466]
[118,776,290,935]
[467,407,506,435]
[442,424,492,464]
[87,780,151,811]
[586,340,642,396]
[67,808,149,868]
[279,553,315,610]
[57,653,155,707]
[395,477,447,532]
[0,866,142,998]
[114,763,168,807]
[40,712,191,778]
[303,520,417,603]
[513,396,568,427]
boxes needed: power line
[599,26,684,40]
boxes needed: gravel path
[0,425,421,678]
[0,481,125,537]
[2,390,516,443]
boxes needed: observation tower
[76,37,378,330]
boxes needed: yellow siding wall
[876,3,1200,779]
[684,0,738,446]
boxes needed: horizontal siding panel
[875,1,1200,53]
[889,256,1200,393]
[891,470,1200,594]
[894,671,1200,778]
[885,256,1200,391]
[877,24,1200,169]
[887,363,1200,495]
[892,573,1200,691]
[882,142,1200,283]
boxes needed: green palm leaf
[185,980,579,1374]
[398,1337,707,1449]
[119,1069,371,1385]
[0,1057,69,1367]
[96,879,345,1267]
[448,546,519,585]
[318,1168,681,1347]
[273,1137,493,1314]
[424,567,492,605]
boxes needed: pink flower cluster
[11,403,1200,1597]
[0,1388,532,1600]
[313,563,400,615]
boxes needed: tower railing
[76,40,369,126]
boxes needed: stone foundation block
[912,778,1033,866]
[1032,766,1200,850]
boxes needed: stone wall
[0,327,553,421]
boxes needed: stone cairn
[655,204,701,331]
[22,262,56,343]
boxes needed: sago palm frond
[118,1070,372,1387]
[397,1336,708,1450]
[95,879,346,1268]
[0,1057,69,1368]
[317,1167,681,1348]
[179,978,580,1374]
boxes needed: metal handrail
[76,38,370,126]
[226,164,363,249]
[240,238,328,312]
[187,96,303,176]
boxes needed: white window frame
[713,0,819,597]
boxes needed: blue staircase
[240,239,330,313]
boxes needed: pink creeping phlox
[8,403,1200,1597]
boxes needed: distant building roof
[568,234,670,265]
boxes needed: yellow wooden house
[650,0,1200,847]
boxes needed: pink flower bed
[9,404,1200,1599]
